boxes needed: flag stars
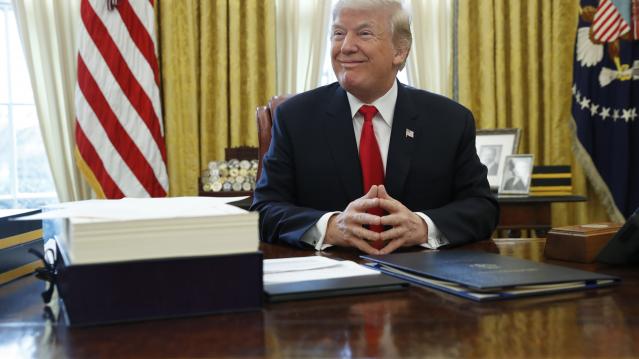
[573,88,636,123]
[613,109,620,121]
[622,108,633,122]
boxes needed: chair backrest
[255,95,292,179]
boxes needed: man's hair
[332,0,412,70]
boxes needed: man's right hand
[324,185,383,254]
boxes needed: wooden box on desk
[52,239,263,326]
[544,223,622,263]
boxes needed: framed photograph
[476,128,521,190]
[499,154,534,195]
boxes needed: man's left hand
[377,185,428,254]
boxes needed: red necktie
[358,105,386,249]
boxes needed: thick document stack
[362,251,619,302]
[29,197,262,326]
[530,165,573,196]
[0,209,42,286]
[38,197,259,264]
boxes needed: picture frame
[499,154,534,195]
[476,128,521,190]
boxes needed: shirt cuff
[414,212,449,249]
[300,212,340,251]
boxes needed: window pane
[17,197,57,208]
[0,200,13,209]
[8,11,34,104]
[0,105,10,195]
[0,9,8,103]
[14,105,55,194]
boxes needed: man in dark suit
[252,0,498,255]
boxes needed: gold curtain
[157,0,276,196]
[457,0,609,227]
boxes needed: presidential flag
[572,0,639,220]
[75,0,168,198]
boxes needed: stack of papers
[19,197,259,264]
[263,256,380,285]
[263,256,407,302]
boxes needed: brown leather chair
[255,95,292,180]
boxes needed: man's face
[513,161,529,178]
[331,7,407,103]
[480,148,496,164]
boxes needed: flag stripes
[77,58,165,196]
[633,0,639,39]
[115,0,161,85]
[75,126,125,198]
[592,0,631,42]
[75,0,168,198]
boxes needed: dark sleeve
[250,107,326,249]
[422,111,499,246]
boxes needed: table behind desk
[497,195,587,237]
[0,239,637,358]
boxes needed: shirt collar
[346,80,398,127]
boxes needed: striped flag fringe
[74,0,168,198]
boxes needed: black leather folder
[362,251,620,301]
[54,240,263,326]
[264,274,407,303]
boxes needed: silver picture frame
[476,128,521,190]
[499,154,535,195]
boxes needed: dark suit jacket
[251,81,499,248]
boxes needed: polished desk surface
[1,239,638,358]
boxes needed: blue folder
[362,251,620,302]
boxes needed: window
[0,0,57,209]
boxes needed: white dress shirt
[301,81,449,250]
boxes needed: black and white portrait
[478,145,502,176]
[500,155,534,194]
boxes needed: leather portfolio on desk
[53,239,263,326]
[362,251,619,302]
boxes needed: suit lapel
[324,86,363,200]
[385,83,418,199]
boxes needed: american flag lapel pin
[405,129,414,139]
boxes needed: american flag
[75,0,168,198]
[633,0,639,39]
[591,0,631,42]
[572,0,639,220]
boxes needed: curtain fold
[274,0,332,94]
[457,0,609,226]
[406,0,452,96]
[158,0,276,196]
[11,0,91,202]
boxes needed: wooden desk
[1,239,637,358]
[497,195,586,237]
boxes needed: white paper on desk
[15,196,249,220]
[263,256,380,285]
